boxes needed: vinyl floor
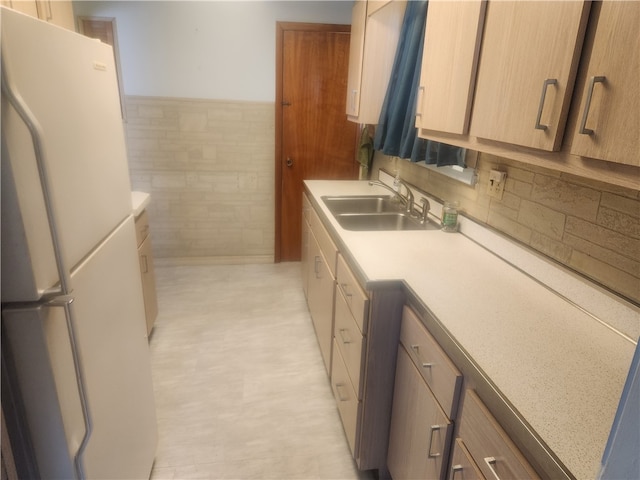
[148,262,375,480]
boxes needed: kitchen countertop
[305,179,638,480]
[131,191,150,217]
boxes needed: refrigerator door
[1,8,133,302]
[3,217,157,479]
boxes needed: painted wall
[72,1,354,101]
[72,1,354,262]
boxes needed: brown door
[276,22,359,262]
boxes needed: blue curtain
[373,0,465,167]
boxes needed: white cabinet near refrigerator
[1,7,157,479]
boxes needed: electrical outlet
[487,169,506,199]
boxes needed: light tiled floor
[148,262,375,480]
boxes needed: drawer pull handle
[484,457,502,480]
[411,344,420,353]
[314,256,322,278]
[534,78,557,131]
[335,383,349,402]
[451,465,463,479]
[340,283,352,298]
[579,75,606,135]
[422,362,433,369]
[339,328,352,344]
[427,425,441,458]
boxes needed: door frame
[274,22,352,263]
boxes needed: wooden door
[468,1,590,151]
[276,23,358,262]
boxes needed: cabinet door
[138,235,158,335]
[387,346,453,480]
[448,438,484,480]
[346,0,367,117]
[469,1,590,151]
[416,0,486,135]
[306,230,335,375]
[37,1,75,30]
[347,0,407,124]
[569,1,639,166]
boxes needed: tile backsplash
[372,151,640,306]
[124,96,275,263]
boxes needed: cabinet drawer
[309,206,338,277]
[334,287,365,399]
[336,254,369,334]
[400,306,462,419]
[458,390,539,480]
[388,346,453,480]
[331,339,361,457]
[134,210,150,247]
[449,438,484,480]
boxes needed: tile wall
[124,96,275,263]
[372,152,640,305]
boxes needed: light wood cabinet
[1,0,75,30]
[448,438,484,480]
[388,305,461,480]
[456,390,540,480]
[303,195,338,375]
[387,345,453,480]
[134,210,158,336]
[415,0,486,135]
[306,229,335,375]
[469,1,590,151]
[345,0,406,124]
[568,1,639,167]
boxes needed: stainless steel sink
[322,195,402,214]
[334,212,439,231]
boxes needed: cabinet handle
[339,328,351,344]
[484,457,502,480]
[340,283,352,299]
[427,425,441,458]
[335,383,349,402]
[351,90,358,112]
[578,75,606,135]
[314,256,322,278]
[534,78,557,130]
[451,464,463,479]
[141,254,149,273]
[415,85,425,119]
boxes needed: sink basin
[322,195,402,214]
[334,212,439,231]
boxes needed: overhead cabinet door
[468,1,590,151]
[569,1,640,167]
[416,0,486,135]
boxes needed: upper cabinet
[415,0,486,135]
[568,1,639,167]
[1,0,75,31]
[468,1,590,151]
[346,0,407,124]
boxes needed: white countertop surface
[305,180,638,480]
[131,191,150,217]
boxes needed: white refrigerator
[1,7,157,480]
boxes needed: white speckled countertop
[305,179,638,480]
[131,191,150,217]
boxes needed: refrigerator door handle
[2,63,92,480]
[46,295,92,480]
[1,59,72,297]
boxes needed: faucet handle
[420,197,431,224]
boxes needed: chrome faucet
[368,180,414,214]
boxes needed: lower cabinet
[388,306,461,480]
[387,345,453,480]
[306,228,335,374]
[454,389,540,480]
[134,210,158,336]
